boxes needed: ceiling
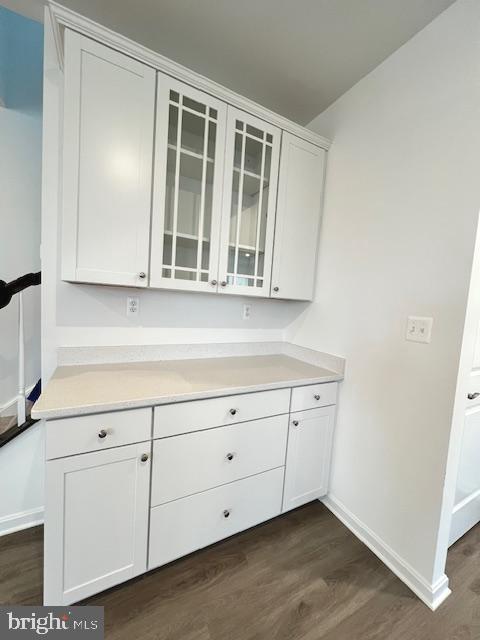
[2,0,456,124]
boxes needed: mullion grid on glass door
[162,91,215,283]
[228,122,271,288]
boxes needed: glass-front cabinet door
[150,75,227,291]
[218,108,281,297]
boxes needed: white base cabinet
[44,442,151,605]
[282,406,336,512]
[44,382,338,605]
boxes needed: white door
[150,75,227,292]
[282,406,335,512]
[44,443,151,605]
[61,30,155,287]
[218,108,280,297]
[450,326,480,545]
[271,134,326,301]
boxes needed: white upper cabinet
[271,133,326,301]
[61,31,155,287]
[217,108,281,297]
[59,30,327,300]
[150,76,227,292]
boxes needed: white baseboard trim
[0,507,44,537]
[0,384,36,417]
[322,495,451,611]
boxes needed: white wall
[0,7,44,534]
[287,0,480,599]
[41,22,307,381]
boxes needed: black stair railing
[0,272,41,448]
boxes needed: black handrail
[0,272,41,310]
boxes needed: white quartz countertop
[32,354,343,420]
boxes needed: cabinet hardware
[138,272,146,279]
[140,453,149,462]
[273,286,279,292]
[226,452,235,461]
[229,408,237,416]
[314,394,321,401]
[210,280,218,286]
[220,281,227,287]
[292,420,299,427]
[223,509,231,518]
[98,429,107,439]
[468,392,480,400]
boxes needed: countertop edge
[31,373,343,421]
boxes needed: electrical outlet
[406,316,433,343]
[127,296,140,317]
[242,304,252,320]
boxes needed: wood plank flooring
[1,502,479,639]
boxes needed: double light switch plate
[406,316,433,343]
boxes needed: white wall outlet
[406,316,433,343]
[127,296,140,317]
[242,304,252,320]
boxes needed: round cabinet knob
[140,453,149,462]
[223,509,231,518]
[226,452,235,462]
[138,272,146,279]
[210,280,218,286]
[314,394,321,401]
[229,408,237,416]
[292,420,299,427]
[220,281,227,287]
[98,429,107,439]
[273,286,279,292]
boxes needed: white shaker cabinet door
[282,406,335,512]
[218,108,280,297]
[271,134,326,301]
[61,30,155,287]
[44,443,151,605]
[150,75,227,292]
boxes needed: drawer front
[154,388,290,438]
[148,467,284,570]
[151,415,288,506]
[290,382,338,413]
[45,408,152,460]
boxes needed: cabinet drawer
[45,408,152,460]
[148,467,284,570]
[151,415,288,506]
[153,388,290,438]
[290,382,337,413]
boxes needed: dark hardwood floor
[1,502,479,639]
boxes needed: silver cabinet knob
[210,280,218,286]
[98,429,107,439]
[273,286,279,292]
[223,509,231,518]
[220,281,227,287]
[314,394,321,401]
[140,453,149,462]
[138,272,146,279]
[226,452,235,462]
[229,408,237,416]
[292,420,299,427]
[468,392,480,400]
